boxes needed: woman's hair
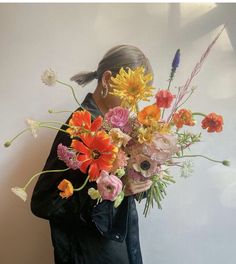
[71,44,154,87]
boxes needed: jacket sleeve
[30,113,130,242]
[30,115,92,223]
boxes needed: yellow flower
[109,67,155,112]
[109,128,131,148]
[138,127,153,143]
[156,123,171,134]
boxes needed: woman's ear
[101,70,112,88]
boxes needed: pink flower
[155,89,175,108]
[126,141,143,157]
[105,106,129,128]
[96,170,123,201]
[143,133,179,164]
[111,149,129,173]
[57,143,81,170]
[122,122,133,134]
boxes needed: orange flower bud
[58,179,74,199]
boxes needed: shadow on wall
[1,130,55,264]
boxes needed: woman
[31,44,154,264]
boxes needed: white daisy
[41,69,57,86]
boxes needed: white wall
[0,3,236,264]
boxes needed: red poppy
[71,131,118,181]
[66,110,102,137]
[155,89,175,108]
[173,109,195,129]
[201,113,223,133]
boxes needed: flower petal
[88,162,100,181]
[11,187,27,202]
[91,116,103,131]
[71,140,89,154]
[79,157,92,173]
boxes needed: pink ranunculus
[143,132,179,164]
[155,89,175,108]
[96,170,123,201]
[105,106,129,128]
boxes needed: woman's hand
[122,174,152,196]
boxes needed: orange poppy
[58,179,74,199]
[201,113,223,132]
[71,131,118,181]
[173,109,195,129]
[137,104,161,126]
[66,110,103,137]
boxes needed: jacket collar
[81,93,103,117]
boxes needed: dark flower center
[106,185,114,192]
[92,150,101,159]
[140,160,151,171]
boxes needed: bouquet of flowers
[5,26,229,217]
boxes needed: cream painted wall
[0,3,236,264]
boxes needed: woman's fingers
[124,179,152,196]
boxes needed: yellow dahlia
[109,67,155,112]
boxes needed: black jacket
[31,93,143,264]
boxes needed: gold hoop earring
[101,85,109,98]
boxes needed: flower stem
[23,168,70,190]
[56,80,82,107]
[167,78,172,91]
[40,121,71,127]
[56,80,96,119]
[173,154,224,165]
[4,128,31,147]
[176,90,194,110]
[39,124,69,134]
[74,176,90,191]
[161,79,172,119]
[48,109,73,114]
[192,112,206,117]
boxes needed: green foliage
[176,131,201,155]
[137,172,175,217]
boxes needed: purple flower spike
[170,49,181,81]
[172,49,180,69]
[57,143,81,170]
